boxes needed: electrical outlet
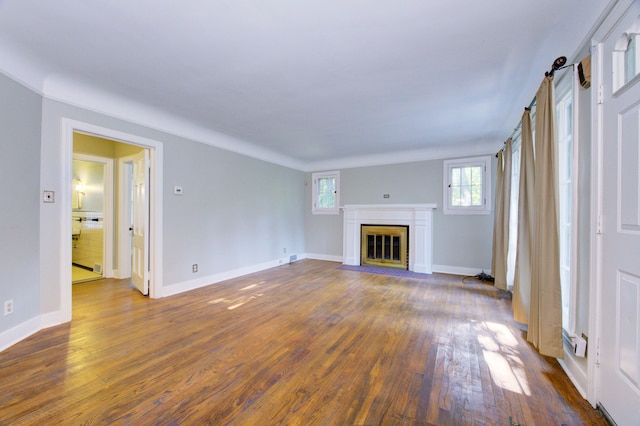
[283,247,287,254]
[4,299,14,315]
[43,190,55,203]
[192,264,198,273]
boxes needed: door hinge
[597,85,604,104]
[596,214,603,234]
[596,337,601,367]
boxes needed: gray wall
[40,98,306,314]
[305,158,495,273]
[162,139,306,284]
[0,73,42,333]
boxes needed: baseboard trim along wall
[163,254,309,298]
[304,253,343,263]
[302,257,488,277]
[431,264,490,277]
[0,316,41,353]
[558,344,589,402]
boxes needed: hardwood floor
[0,260,606,425]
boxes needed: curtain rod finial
[546,56,567,77]
[554,56,567,69]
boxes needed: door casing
[61,119,164,320]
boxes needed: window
[312,170,340,214]
[556,85,575,332]
[613,17,640,91]
[625,35,637,83]
[506,137,521,289]
[443,156,491,215]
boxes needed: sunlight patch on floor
[479,321,531,396]
[239,284,259,291]
[208,281,266,309]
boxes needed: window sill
[312,210,340,215]
[442,209,492,215]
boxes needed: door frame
[72,153,114,278]
[61,119,163,317]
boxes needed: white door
[598,4,640,424]
[131,149,149,295]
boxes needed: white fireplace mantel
[342,204,437,274]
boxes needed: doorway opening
[71,135,145,289]
[60,119,164,322]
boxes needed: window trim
[311,170,340,215]
[556,72,579,335]
[442,156,492,215]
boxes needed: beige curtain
[502,140,512,286]
[492,139,512,290]
[513,109,534,324]
[528,76,563,358]
[492,149,505,289]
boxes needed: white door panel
[599,4,640,424]
[131,150,149,295]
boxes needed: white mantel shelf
[342,204,437,274]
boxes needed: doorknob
[129,226,134,232]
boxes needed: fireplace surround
[342,204,437,274]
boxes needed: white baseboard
[432,264,489,277]
[40,310,70,330]
[303,257,486,276]
[0,309,72,353]
[302,253,343,263]
[558,344,589,400]
[0,316,41,352]
[163,257,301,297]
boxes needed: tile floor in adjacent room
[72,265,102,283]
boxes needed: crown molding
[2,60,496,173]
[42,74,306,171]
[303,140,498,172]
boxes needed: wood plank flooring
[0,260,606,425]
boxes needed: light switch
[173,186,183,195]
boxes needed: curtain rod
[496,56,569,158]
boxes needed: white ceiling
[0,1,611,171]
